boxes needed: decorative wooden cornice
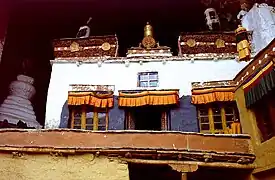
[178,32,237,56]
[127,46,173,58]
[53,35,118,58]
[192,80,236,90]
[69,84,115,92]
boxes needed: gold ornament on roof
[215,39,225,48]
[142,22,156,48]
[144,22,153,37]
[101,42,111,51]
[70,42,80,52]
[186,39,196,47]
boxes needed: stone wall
[0,154,129,180]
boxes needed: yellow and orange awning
[118,90,179,107]
[68,92,114,108]
[191,87,235,104]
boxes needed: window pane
[139,74,149,81]
[74,118,81,125]
[98,125,106,131]
[149,80,158,87]
[199,108,208,116]
[149,73,158,80]
[212,107,221,115]
[200,116,209,123]
[214,122,223,130]
[73,112,81,125]
[225,107,234,115]
[86,125,93,130]
[86,112,93,125]
[201,124,210,130]
[140,81,148,87]
[213,115,222,123]
[226,115,234,127]
[98,112,106,127]
[86,118,93,125]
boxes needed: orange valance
[68,92,114,108]
[118,90,179,107]
[191,87,235,104]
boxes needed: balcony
[0,129,255,167]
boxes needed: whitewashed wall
[45,59,248,128]
[242,3,275,56]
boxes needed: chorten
[0,59,41,128]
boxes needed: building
[0,0,274,180]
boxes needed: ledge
[0,129,255,165]
[50,55,237,64]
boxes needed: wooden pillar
[93,111,99,130]
[105,109,109,130]
[221,107,227,131]
[161,111,168,130]
[208,108,214,133]
[81,106,86,129]
[126,111,135,130]
[181,173,187,180]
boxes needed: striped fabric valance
[191,87,235,104]
[118,90,179,107]
[243,61,275,108]
[68,92,114,108]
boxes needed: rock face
[0,75,41,128]
[242,3,275,56]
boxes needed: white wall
[45,59,248,128]
[242,3,275,56]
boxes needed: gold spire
[144,22,153,37]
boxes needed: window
[137,72,158,88]
[253,92,275,142]
[125,107,171,131]
[197,103,240,134]
[70,106,109,130]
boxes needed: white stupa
[0,74,41,128]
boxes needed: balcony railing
[0,129,255,166]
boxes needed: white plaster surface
[45,59,248,128]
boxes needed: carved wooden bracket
[169,163,198,173]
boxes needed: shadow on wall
[59,100,69,128]
[59,95,199,132]
[170,96,199,132]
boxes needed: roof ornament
[76,17,92,39]
[141,22,157,49]
[235,25,251,61]
[204,8,220,31]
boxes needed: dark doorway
[128,163,181,180]
[188,166,252,180]
[132,106,162,131]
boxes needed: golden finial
[144,22,153,37]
